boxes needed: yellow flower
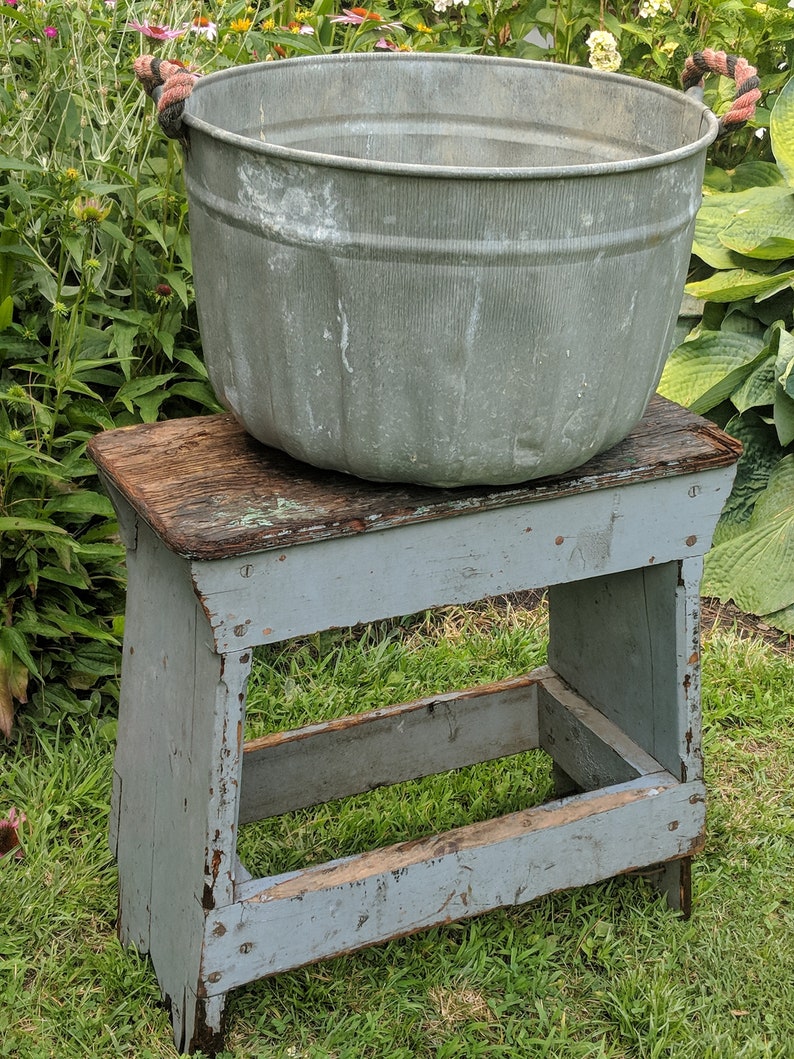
[260,17,275,29]
[229,17,252,32]
[64,167,80,182]
[415,22,434,32]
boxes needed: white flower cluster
[586,30,622,72]
[433,0,470,12]
[638,0,672,17]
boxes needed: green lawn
[3,599,793,1059]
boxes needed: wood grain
[87,396,742,560]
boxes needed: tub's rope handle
[682,50,761,137]
[134,55,199,149]
[134,48,760,147]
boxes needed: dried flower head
[0,808,26,861]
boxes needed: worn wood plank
[204,775,704,994]
[87,396,742,561]
[111,513,252,1055]
[239,674,540,824]
[537,673,662,790]
[190,471,735,653]
[548,559,705,782]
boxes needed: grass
[3,598,794,1059]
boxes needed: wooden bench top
[87,396,741,561]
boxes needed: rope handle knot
[682,49,761,137]
[134,55,200,149]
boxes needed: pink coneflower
[126,19,185,40]
[329,7,402,28]
[187,15,218,41]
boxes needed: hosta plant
[659,75,794,634]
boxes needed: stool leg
[652,858,693,917]
[111,518,252,1053]
[547,559,704,912]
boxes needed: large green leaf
[704,455,794,615]
[0,154,43,173]
[731,351,777,412]
[0,295,13,331]
[658,330,766,414]
[772,331,794,446]
[771,76,794,188]
[779,330,794,398]
[711,412,785,543]
[728,161,787,192]
[686,267,794,303]
[0,516,69,535]
[760,601,794,635]
[719,192,794,260]
[773,386,794,447]
[692,186,791,269]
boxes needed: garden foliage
[2,0,794,734]
[660,76,794,634]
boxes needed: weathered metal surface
[180,52,718,486]
[239,674,540,824]
[87,395,742,561]
[206,775,704,993]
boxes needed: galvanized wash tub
[180,53,718,487]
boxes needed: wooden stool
[88,396,740,1055]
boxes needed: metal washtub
[180,52,718,486]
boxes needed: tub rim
[180,51,720,182]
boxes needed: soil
[497,591,793,657]
[699,597,793,656]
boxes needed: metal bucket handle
[133,49,760,149]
